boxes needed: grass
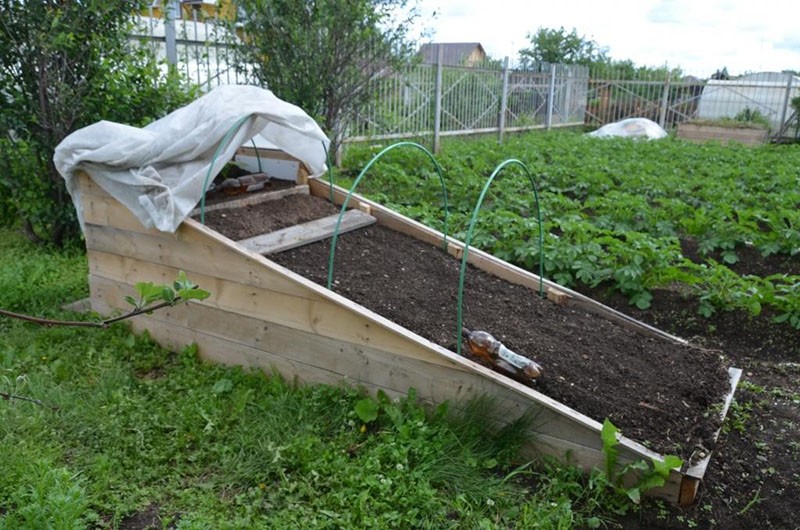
[0,227,635,529]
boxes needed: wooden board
[235,146,311,183]
[238,210,376,255]
[676,123,768,146]
[190,184,309,216]
[87,273,670,475]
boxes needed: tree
[0,0,193,247]
[518,27,607,68]
[711,67,730,80]
[233,0,420,155]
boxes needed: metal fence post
[498,57,510,143]
[778,73,794,137]
[658,72,671,127]
[433,46,444,154]
[546,63,556,130]
[164,0,179,67]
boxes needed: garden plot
[76,171,741,506]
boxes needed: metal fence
[586,68,800,136]
[131,6,254,90]
[134,11,799,141]
[346,59,588,149]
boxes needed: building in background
[133,0,253,90]
[418,43,488,67]
[697,72,800,132]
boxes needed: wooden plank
[235,146,310,183]
[83,222,491,372]
[190,184,309,216]
[79,174,312,234]
[237,146,305,163]
[309,178,446,249]
[84,228,320,300]
[74,171,112,198]
[90,271,596,435]
[677,123,767,146]
[90,286,679,503]
[547,288,571,305]
[82,194,177,237]
[238,210,376,255]
[86,249,320,302]
[88,269,461,369]
[684,367,743,480]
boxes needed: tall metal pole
[545,63,556,130]
[498,57,510,143]
[164,0,179,67]
[778,73,795,138]
[433,45,444,154]
[658,72,671,128]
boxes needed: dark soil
[199,191,800,530]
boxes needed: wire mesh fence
[586,67,800,136]
[133,9,799,141]
[346,60,588,146]
[131,6,255,91]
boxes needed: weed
[737,486,764,515]
[722,399,754,434]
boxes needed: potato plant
[340,131,800,327]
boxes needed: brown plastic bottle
[462,328,543,381]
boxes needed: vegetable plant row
[339,131,800,329]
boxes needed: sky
[418,0,800,77]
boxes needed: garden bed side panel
[75,172,687,504]
[676,123,768,145]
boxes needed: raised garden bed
[677,122,769,146]
[76,171,741,506]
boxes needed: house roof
[418,42,486,66]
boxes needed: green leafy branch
[0,272,209,407]
[0,270,210,329]
[600,418,682,509]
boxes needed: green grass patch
[1,226,637,528]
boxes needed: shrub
[0,0,196,246]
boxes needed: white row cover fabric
[587,118,668,140]
[55,85,330,233]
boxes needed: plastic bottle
[462,328,543,381]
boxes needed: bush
[0,0,196,246]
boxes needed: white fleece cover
[54,85,329,233]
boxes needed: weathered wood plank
[80,175,312,236]
[84,227,320,300]
[238,210,376,255]
[309,178,447,249]
[235,146,310,183]
[88,268,460,368]
[677,123,768,146]
[190,184,309,216]
[82,193,179,237]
